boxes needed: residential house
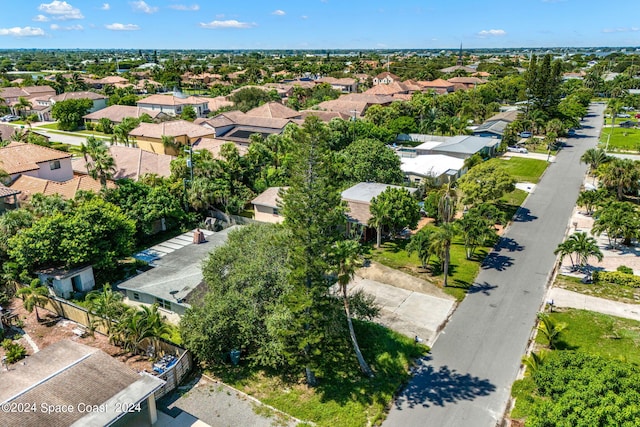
[440,65,476,74]
[473,110,520,138]
[372,72,401,85]
[0,124,50,143]
[136,94,210,118]
[0,85,56,116]
[207,95,234,113]
[192,138,249,160]
[298,110,351,122]
[32,91,108,121]
[9,174,115,201]
[0,340,165,427]
[251,187,287,223]
[447,76,487,90]
[0,141,73,182]
[72,145,174,180]
[315,76,359,93]
[83,105,166,125]
[245,102,301,119]
[128,120,215,155]
[316,93,395,117]
[37,265,95,299]
[399,154,466,185]
[341,182,418,239]
[399,134,500,159]
[195,111,293,146]
[119,227,236,316]
[363,81,409,96]
[84,75,131,89]
[418,79,455,94]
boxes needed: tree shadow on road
[513,208,538,223]
[481,253,514,271]
[467,281,498,296]
[495,237,524,253]
[393,361,496,409]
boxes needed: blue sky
[0,0,638,50]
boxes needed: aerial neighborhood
[1,2,640,426]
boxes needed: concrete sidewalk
[547,287,640,322]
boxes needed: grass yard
[496,188,528,222]
[366,232,488,301]
[554,274,640,304]
[599,127,640,152]
[535,309,640,365]
[207,321,428,427]
[490,157,549,183]
[38,122,60,130]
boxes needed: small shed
[37,265,95,299]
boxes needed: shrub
[2,339,27,364]
[85,122,95,131]
[593,270,640,288]
[617,265,634,275]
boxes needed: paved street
[384,103,605,427]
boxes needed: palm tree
[86,284,124,336]
[458,212,496,260]
[16,279,49,322]
[598,158,640,200]
[554,240,577,270]
[161,135,179,154]
[330,240,374,378]
[406,229,434,269]
[576,189,608,216]
[592,202,639,248]
[430,222,457,287]
[537,312,567,350]
[567,232,603,269]
[522,350,549,377]
[80,137,116,189]
[368,197,389,249]
[580,148,610,182]
[10,129,27,142]
[14,97,32,117]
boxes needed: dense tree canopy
[341,138,404,185]
[51,98,94,131]
[456,161,516,206]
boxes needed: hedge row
[592,270,640,288]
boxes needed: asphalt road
[384,103,605,427]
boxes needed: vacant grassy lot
[207,321,428,427]
[555,274,640,304]
[490,157,549,183]
[367,231,489,301]
[599,127,640,152]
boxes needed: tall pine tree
[280,116,346,385]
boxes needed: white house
[0,142,74,182]
[400,154,466,185]
[37,266,96,299]
[136,94,210,118]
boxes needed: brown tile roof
[485,110,520,123]
[51,91,107,102]
[137,94,209,107]
[10,174,115,200]
[419,78,455,88]
[83,105,162,123]
[207,95,234,112]
[374,72,401,81]
[72,145,174,180]
[98,75,129,84]
[447,76,486,85]
[0,142,71,175]
[392,93,412,101]
[0,183,20,198]
[246,102,301,119]
[440,65,476,74]
[316,77,358,86]
[129,120,215,139]
[472,71,492,77]
[0,85,56,100]
[298,110,351,122]
[364,81,408,95]
[193,138,249,159]
[252,186,288,208]
[317,93,394,116]
[198,111,293,130]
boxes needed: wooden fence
[15,291,193,398]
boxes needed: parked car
[507,146,528,154]
[0,115,20,122]
[617,113,631,118]
[520,131,532,138]
[635,113,640,119]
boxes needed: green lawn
[512,308,640,420]
[207,321,428,427]
[535,309,640,364]
[554,274,640,304]
[599,127,640,152]
[38,122,60,130]
[366,232,488,301]
[489,157,549,183]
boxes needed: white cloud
[38,1,84,20]
[199,20,256,29]
[169,4,199,11]
[131,1,158,14]
[301,15,308,20]
[33,14,50,22]
[477,29,506,37]
[106,23,140,31]
[50,23,83,30]
[0,26,46,37]
[272,9,286,16]
[101,3,110,10]
[602,27,639,33]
